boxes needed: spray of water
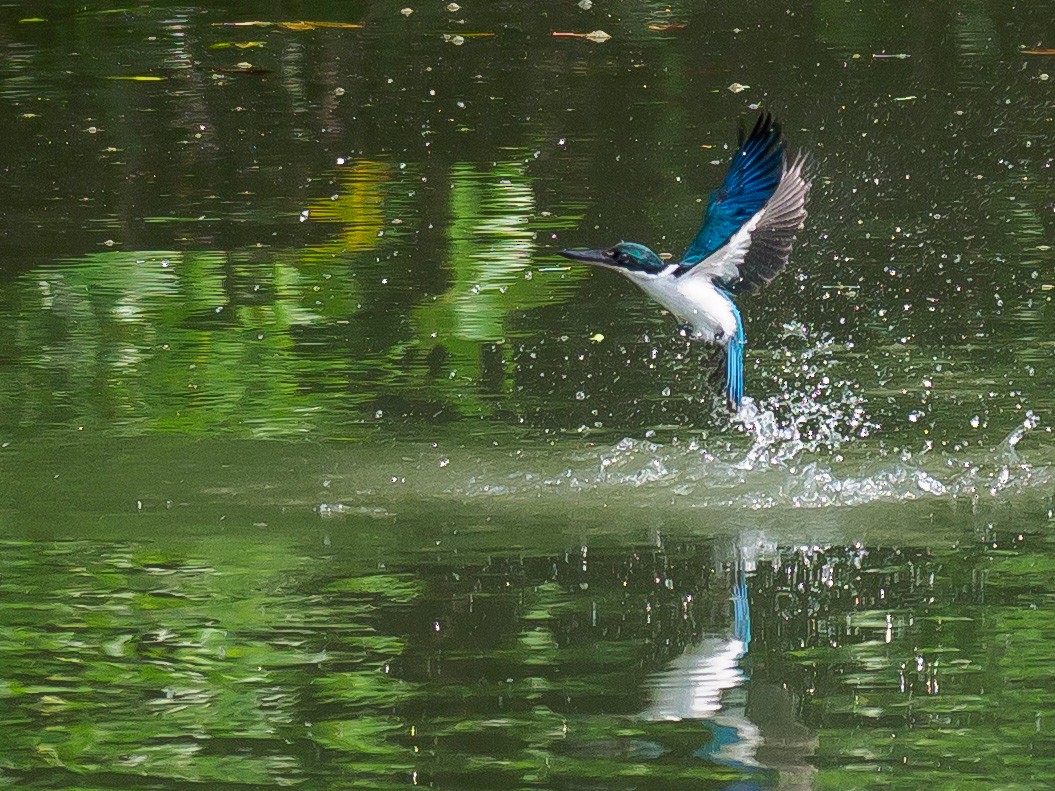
[460,325,1052,510]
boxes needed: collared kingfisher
[560,113,811,410]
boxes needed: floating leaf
[280,20,363,30]
[210,41,266,49]
[727,82,750,93]
[552,30,611,43]
[212,20,363,30]
[1022,48,1055,55]
[211,66,272,75]
[648,23,686,31]
[105,75,166,81]
[19,17,47,23]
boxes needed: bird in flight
[560,114,811,410]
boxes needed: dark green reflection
[0,514,1053,788]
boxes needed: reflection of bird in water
[642,535,817,790]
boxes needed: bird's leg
[704,346,726,386]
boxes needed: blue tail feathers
[724,299,746,410]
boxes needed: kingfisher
[560,113,811,410]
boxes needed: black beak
[558,248,611,265]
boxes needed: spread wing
[682,114,786,267]
[679,114,811,295]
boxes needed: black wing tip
[738,112,789,167]
[739,111,783,147]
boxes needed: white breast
[624,270,738,345]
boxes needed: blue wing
[681,114,786,267]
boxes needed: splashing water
[455,325,1052,510]
[730,323,876,468]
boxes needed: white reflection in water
[642,544,758,767]
[641,539,818,785]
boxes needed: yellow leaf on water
[213,20,363,30]
[210,41,266,49]
[105,76,166,81]
[280,20,363,30]
[19,18,47,23]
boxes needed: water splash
[315,326,1051,515]
[730,323,876,468]
[461,410,1050,511]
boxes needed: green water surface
[1,1,1054,789]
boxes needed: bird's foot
[676,324,699,340]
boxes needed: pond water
[1,1,1054,788]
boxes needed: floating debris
[211,65,271,75]
[648,23,686,31]
[210,41,266,49]
[727,82,750,93]
[401,8,414,16]
[213,20,363,30]
[552,30,611,43]
[577,0,592,8]
[442,33,465,46]
[446,2,461,11]
[105,75,165,81]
